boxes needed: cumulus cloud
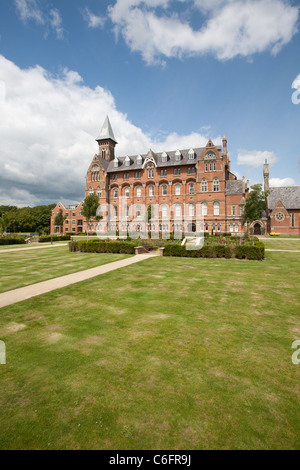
[108,0,299,65]
[14,0,64,39]
[292,73,300,105]
[270,177,296,187]
[82,7,106,29]
[237,149,278,168]
[0,55,216,207]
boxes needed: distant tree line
[0,204,56,234]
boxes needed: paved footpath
[0,243,68,253]
[0,253,158,309]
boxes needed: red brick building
[51,116,251,236]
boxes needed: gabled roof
[225,180,244,195]
[105,146,223,173]
[269,187,300,210]
[96,116,117,144]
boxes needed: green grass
[262,238,300,250]
[0,247,131,293]
[0,250,299,449]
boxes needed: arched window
[162,185,167,196]
[125,187,129,198]
[213,178,220,192]
[213,202,219,216]
[175,183,181,195]
[113,188,118,198]
[149,185,154,197]
[175,204,181,217]
[89,187,94,195]
[162,204,168,217]
[97,187,102,198]
[201,179,208,192]
[213,161,216,171]
[202,202,207,216]
[189,183,194,195]
[113,206,118,218]
[136,186,141,197]
[137,205,141,217]
[189,204,194,217]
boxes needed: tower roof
[96,116,117,144]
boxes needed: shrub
[0,238,26,245]
[39,235,71,243]
[164,241,264,260]
[69,240,136,254]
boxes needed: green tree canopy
[242,184,269,226]
[81,193,101,237]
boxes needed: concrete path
[0,243,68,254]
[0,253,158,309]
[265,249,300,253]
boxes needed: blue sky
[0,0,299,206]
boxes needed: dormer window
[137,155,143,165]
[113,158,119,168]
[162,152,168,163]
[125,156,131,167]
[188,149,195,160]
[175,150,181,161]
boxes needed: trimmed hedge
[69,240,136,254]
[164,242,264,260]
[39,235,71,243]
[0,238,26,245]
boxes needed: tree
[242,184,269,228]
[81,193,101,239]
[54,209,66,234]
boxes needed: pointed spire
[96,116,117,144]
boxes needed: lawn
[0,247,131,293]
[263,238,300,250]
[0,249,299,450]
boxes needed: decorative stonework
[275,211,285,221]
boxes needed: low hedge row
[0,238,26,245]
[39,235,71,243]
[69,240,136,254]
[164,242,264,260]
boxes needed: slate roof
[96,116,118,144]
[225,180,244,195]
[105,146,222,173]
[269,187,300,210]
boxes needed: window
[188,149,195,160]
[149,185,154,197]
[162,152,168,163]
[202,202,207,216]
[114,158,119,168]
[72,212,76,217]
[212,223,216,231]
[174,169,177,176]
[137,205,141,217]
[201,179,208,192]
[161,170,164,177]
[291,213,295,227]
[213,202,219,216]
[205,223,209,232]
[230,223,233,232]
[135,172,141,179]
[205,162,208,172]
[97,187,102,198]
[136,186,141,197]
[125,156,130,167]
[235,223,239,233]
[72,220,76,225]
[213,178,220,192]
[148,168,153,178]
[189,183,194,195]
[192,167,195,174]
[189,204,194,217]
[213,161,216,171]
[162,204,168,217]
[209,162,212,171]
[89,187,93,195]
[113,206,118,218]
[175,204,181,217]
[217,223,221,232]
[65,219,69,224]
[175,184,181,196]
[65,227,69,232]
[125,205,129,218]
[178,168,181,176]
[137,155,142,165]
[232,205,236,216]
[125,188,129,198]
[162,185,167,196]
[113,188,118,198]
[175,150,181,161]
[188,168,191,175]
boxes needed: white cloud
[14,0,64,39]
[237,149,278,168]
[292,73,300,90]
[270,177,296,187]
[108,0,299,65]
[0,55,215,206]
[82,7,106,29]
